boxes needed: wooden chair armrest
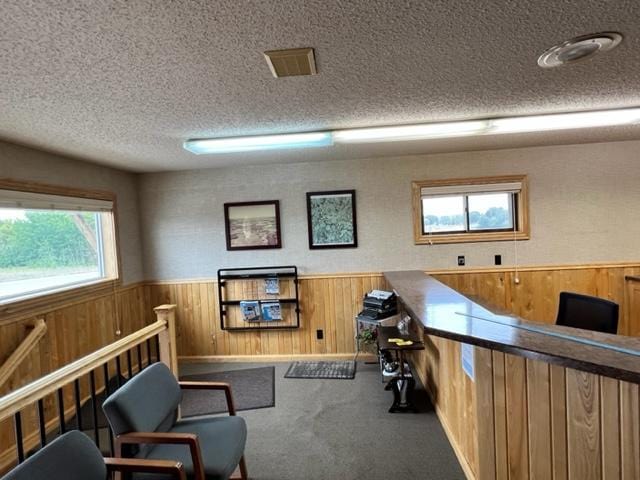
[179,381,237,415]
[104,457,186,479]
[116,432,205,480]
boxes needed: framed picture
[224,200,281,250]
[306,190,357,249]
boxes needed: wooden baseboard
[178,353,377,363]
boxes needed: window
[0,183,119,304]
[412,175,529,244]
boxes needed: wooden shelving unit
[217,266,300,331]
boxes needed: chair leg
[239,456,248,479]
[230,456,248,480]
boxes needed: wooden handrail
[0,319,47,388]
[0,320,167,423]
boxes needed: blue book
[240,301,261,322]
[261,301,282,321]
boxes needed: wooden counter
[384,270,640,480]
[385,270,640,383]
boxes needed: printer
[357,289,398,321]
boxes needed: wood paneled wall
[412,338,640,480]
[0,283,151,468]
[146,264,640,360]
[146,274,387,358]
[476,349,639,480]
[409,265,640,480]
[433,265,640,336]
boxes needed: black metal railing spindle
[103,363,114,455]
[13,412,25,464]
[126,350,133,379]
[57,388,66,435]
[116,356,123,387]
[155,335,161,362]
[146,338,152,366]
[37,399,47,448]
[89,371,100,449]
[73,379,83,431]
[137,344,143,373]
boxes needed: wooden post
[154,305,178,377]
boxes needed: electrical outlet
[457,256,465,266]
[316,329,324,340]
[495,254,502,265]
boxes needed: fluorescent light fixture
[333,120,488,143]
[488,108,640,134]
[183,107,640,154]
[184,132,333,154]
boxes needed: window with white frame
[0,185,119,304]
[412,175,529,244]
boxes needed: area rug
[180,366,275,417]
[284,361,356,379]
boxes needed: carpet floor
[180,362,465,480]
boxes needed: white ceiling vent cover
[264,48,317,77]
[538,32,623,68]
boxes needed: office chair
[1,430,185,480]
[556,291,619,334]
[103,362,248,480]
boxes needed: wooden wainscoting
[0,283,152,463]
[474,349,640,480]
[146,274,387,358]
[410,330,640,480]
[433,263,640,335]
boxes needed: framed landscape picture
[306,190,357,249]
[224,200,281,250]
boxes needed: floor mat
[284,360,356,379]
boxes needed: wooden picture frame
[306,190,357,249]
[224,200,281,250]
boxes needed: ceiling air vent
[263,48,317,78]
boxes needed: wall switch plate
[457,256,465,266]
[316,329,324,340]
[495,254,502,265]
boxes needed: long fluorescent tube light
[332,120,489,143]
[183,107,640,154]
[184,132,333,154]
[488,108,640,134]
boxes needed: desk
[384,270,640,480]
[377,326,424,412]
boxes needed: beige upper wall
[139,140,640,280]
[0,141,144,284]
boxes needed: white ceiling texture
[2,0,640,172]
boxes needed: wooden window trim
[0,178,122,316]
[412,175,530,245]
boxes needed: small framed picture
[224,200,282,250]
[306,190,357,249]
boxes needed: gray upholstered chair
[1,430,185,480]
[102,362,247,480]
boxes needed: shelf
[220,298,298,306]
[217,266,300,331]
[219,272,297,280]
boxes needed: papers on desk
[388,338,414,346]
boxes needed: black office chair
[556,291,619,334]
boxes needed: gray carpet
[284,360,356,379]
[180,362,465,480]
[180,366,275,417]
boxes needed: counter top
[384,270,640,383]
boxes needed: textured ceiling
[2,0,640,172]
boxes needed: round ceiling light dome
[537,32,622,68]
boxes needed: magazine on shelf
[264,277,280,295]
[240,300,261,322]
[261,301,282,321]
